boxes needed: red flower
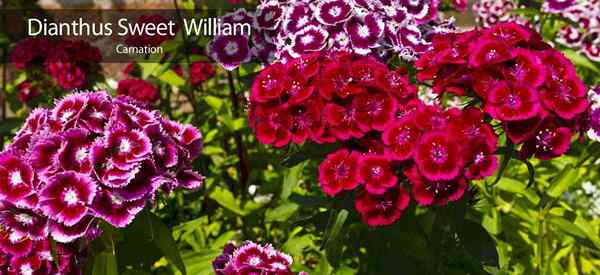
[485,82,540,121]
[324,102,364,140]
[190,62,216,86]
[358,155,397,194]
[540,77,588,120]
[250,63,289,103]
[16,81,40,103]
[355,186,410,227]
[354,92,398,131]
[250,105,293,147]
[117,79,159,104]
[318,149,361,196]
[468,39,515,67]
[382,118,422,161]
[405,165,468,206]
[520,118,572,160]
[10,38,51,69]
[414,131,462,181]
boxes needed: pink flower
[0,154,34,204]
[382,118,422,161]
[10,38,51,69]
[190,61,216,86]
[208,35,251,71]
[16,81,40,104]
[485,82,541,121]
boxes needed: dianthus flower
[0,91,203,274]
[249,51,501,227]
[548,0,600,62]
[208,0,455,70]
[213,241,308,275]
[416,22,588,159]
[117,78,160,104]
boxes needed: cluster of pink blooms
[586,86,600,141]
[11,38,102,91]
[0,91,203,274]
[249,51,497,226]
[472,0,528,27]
[416,22,588,160]
[547,0,600,62]
[212,241,308,275]
[208,0,455,70]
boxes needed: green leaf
[204,96,224,112]
[147,213,187,275]
[209,187,247,216]
[548,216,587,239]
[180,249,222,275]
[547,164,578,198]
[281,161,306,200]
[493,141,513,185]
[562,49,600,74]
[0,117,24,135]
[265,202,300,222]
[496,177,540,205]
[324,209,349,267]
[92,252,118,275]
[159,69,186,87]
[460,220,499,267]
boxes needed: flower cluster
[416,22,588,160]
[548,0,600,62]
[249,52,501,226]
[472,0,528,27]
[11,38,102,91]
[117,78,159,105]
[212,241,308,275]
[209,0,454,70]
[0,235,86,274]
[0,91,203,273]
[586,86,600,141]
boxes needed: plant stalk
[227,71,249,199]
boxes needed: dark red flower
[405,165,468,206]
[190,61,216,86]
[485,82,540,121]
[354,92,398,131]
[251,63,289,103]
[16,81,40,104]
[520,118,572,160]
[117,79,159,104]
[382,118,422,161]
[10,38,51,69]
[0,154,34,204]
[250,105,293,147]
[355,186,410,227]
[469,38,516,67]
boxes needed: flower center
[20,264,34,275]
[396,128,412,144]
[334,163,349,179]
[485,49,497,60]
[15,213,34,225]
[505,94,520,107]
[474,152,485,164]
[63,188,79,205]
[535,128,556,151]
[75,147,88,162]
[60,110,74,122]
[430,143,448,163]
[248,256,262,266]
[357,25,370,38]
[370,166,383,177]
[9,171,24,186]
[377,200,393,210]
[425,181,452,195]
[329,6,342,17]
[224,41,239,56]
[300,34,315,45]
[264,11,275,22]
[119,139,132,153]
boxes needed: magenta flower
[289,25,329,58]
[405,165,468,206]
[382,118,422,161]
[208,35,251,71]
[0,154,34,204]
[414,131,462,181]
[345,14,385,55]
[358,155,397,195]
[0,205,48,241]
[485,83,541,121]
[39,171,96,226]
[91,189,145,228]
[213,241,303,275]
[315,0,353,25]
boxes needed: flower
[358,155,398,195]
[414,131,462,181]
[208,35,252,71]
[39,171,96,226]
[10,38,51,69]
[0,154,34,204]
[190,61,216,86]
[16,81,40,104]
[318,149,361,196]
[213,241,306,275]
[405,165,468,206]
[355,186,410,226]
[117,79,160,104]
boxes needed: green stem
[227,71,249,200]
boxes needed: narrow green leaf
[147,213,187,275]
[562,49,600,74]
[324,209,349,267]
[547,164,578,198]
[493,141,513,185]
[204,96,224,112]
[209,187,247,216]
[91,252,118,275]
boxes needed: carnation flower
[16,81,40,104]
[208,0,453,69]
[213,241,307,275]
[355,186,410,226]
[190,61,216,86]
[318,149,361,196]
[10,38,51,69]
[358,155,398,195]
[0,90,204,269]
[405,165,468,206]
[117,79,160,104]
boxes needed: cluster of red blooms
[416,22,589,160]
[11,38,102,93]
[249,52,500,226]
